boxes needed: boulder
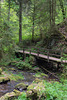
[9,68,16,71]
[0,89,22,100]
[15,83,28,91]
[29,56,36,66]
[26,81,46,100]
[33,73,48,79]
[33,67,40,72]
[34,78,42,83]
[0,77,10,84]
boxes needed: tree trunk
[52,0,56,26]
[49,0,51,26]
[32,15,34,42]
[54,0,56,25]
[19,0,22,43]
[39,15,42,40]
[0,0,1,16]
[59,0,65,20]
[32,1,35,42]
[8,0,10,21]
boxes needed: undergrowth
[15,92,27,100]
[61,53,67,79]
[11,57,33,70]
[16,79,67,100]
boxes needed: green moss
[1,70,24,81]
[0,68,2,74]
[40,73,48,77]
[33,72,48,78]
[27,82,45,99]
[17,92,27,100]
[9,68,16,71]
[8,73,24,81]
[0,77,10,83]
[33,78,42,83]
[33,72,41,78]
[15,83,28,90]
[0,89,22,100]
[29,56,36,65]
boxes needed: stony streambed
[0,68,35,97]
[0,66,59,99]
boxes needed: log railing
[16,47,67,63]
[22,47,63,58]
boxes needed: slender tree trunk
[32,15,34,42]
[19,0,22,43]
[39,15,42,40]
[59,0,65,20]
[32,1,35,42]
[0,0,1,16]
[49,0,51,26]
[8,0,10,21]
[52,0,56,26]
[54,0,56,25]
[52,0,53,25]
[50,0,56,26]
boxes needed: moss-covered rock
[27,81,45,99]
[0,77,10,84]
[0,68,2,74]
[40,73,48,77]
[9,68,16,71]
[33,67,40,72]
[29,56,36,66]
[33,72,48,79]
[15,83,28,91]
[33,78,42,83]
[0,89,22,100]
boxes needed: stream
[0,69,35,97]
[0,63,59,98]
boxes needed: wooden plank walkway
[16,50,67,64]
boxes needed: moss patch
[0,77,10,84]
[0,68,2,74]
[2,71,24,81]
[8,73,24,81]
[27,81,45,99]
[33,72,48,78]
[0,89,22,100]
[15,83,28,91]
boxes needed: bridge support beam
[57,62,60,71]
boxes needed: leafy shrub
[41,80,67,100]
[17,61,32,70]
[61,54,67,78]
[16,92,27,100]
[11,57,32,70]
[16,79,67,100]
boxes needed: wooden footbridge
[16,47,67,64]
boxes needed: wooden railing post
[61,48,63,64]
[47,49,49,62]
[37,48,40,57]
[23,48,26,59]
[30,49,31,54]
[23,48,25,55]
